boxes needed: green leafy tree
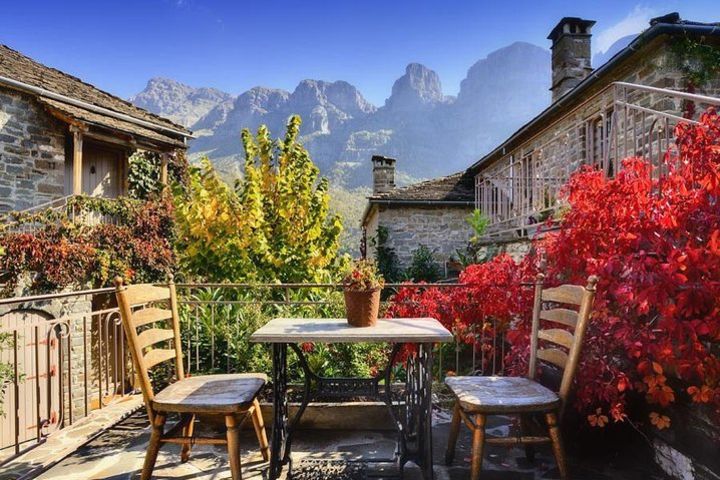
[174,115,343,283]
[371,226,401,282]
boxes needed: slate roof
[0,44,191,148]
[38,97,186,148]
[369,170,475,203]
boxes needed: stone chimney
[548,17,596,102]
[371,155,396,194]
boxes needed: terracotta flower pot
[344,288,381,327]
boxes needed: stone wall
[0,88,67,212]
[368,204,473,274]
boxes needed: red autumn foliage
[0,195,175,292]
[388,108,720,428]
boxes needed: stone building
[0,45,192,457]
[0,44,192,212]
[471,13,720,243]
[361,14,720,273]
[361,155,474,275]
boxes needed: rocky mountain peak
[132,41,553,186]
[288,80,376,116]
[235,86,290,112]
[385,63,445,111]
[459,42,549,101]
[130,77,234,128]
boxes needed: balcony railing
[476,81,720,240]
[0,281,519,465]
[0,195,121,234]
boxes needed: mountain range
[130,37,634,186]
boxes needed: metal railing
[476,81,720,240]
[0,281,517,463]
[174,282,512,380]
[0,287,129,464]
[0,195,121,234]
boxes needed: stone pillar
[371,155,396,195]
[547,17,595,102]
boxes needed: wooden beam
[160,153,169,186]
[84,129,137,150]
[70,125,86,195]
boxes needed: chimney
[548,17,596,102]
[371,155,396,194]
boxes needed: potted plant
[341,259,385,327]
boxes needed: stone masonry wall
[0,88,67,212]
[371,205,473,274]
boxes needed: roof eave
[367,198,475,206]
[0,73,194,140]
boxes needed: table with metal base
[250,318,453,480]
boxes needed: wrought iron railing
[476,81,720,240]
[0,287,129,464]
[0,281,518,464]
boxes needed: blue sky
[2,1,719,105]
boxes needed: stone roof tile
[0,44,190,147]
[370,170,475,203]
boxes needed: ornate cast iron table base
[268,342,435,480]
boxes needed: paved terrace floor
[27,408,667,480]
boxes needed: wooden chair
[444,273,598,480]
[114,277,270,480]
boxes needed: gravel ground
[292,460,366,480]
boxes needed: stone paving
[0,395,144,480]
[24,408,668,480]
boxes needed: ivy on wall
[670,36,720,88]
[127,150,190,200]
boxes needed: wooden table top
[249,318,453,344]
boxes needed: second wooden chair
[444,273,598,480]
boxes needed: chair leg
[226,414,243,480]
[142,413,166,480]
[180,413,195,463]
[546,412,568,480]
[445,402,462,465]
[520,414,536,463]
[470,414,486,480]
[250,399,270,461]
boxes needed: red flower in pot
[341,259,385,327]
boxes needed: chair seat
[153,373,267,414]
[445,376,560,414]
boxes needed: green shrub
[177,286,389,381]
[405,245,441,282]
[371,226,401,282]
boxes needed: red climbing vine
[389,108,720,429]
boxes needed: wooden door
[0,310,61,461]
[82,143,125,198]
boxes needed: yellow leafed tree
[174,115,343,283]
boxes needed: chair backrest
[528,273,598,414]
[114,276,184,419]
